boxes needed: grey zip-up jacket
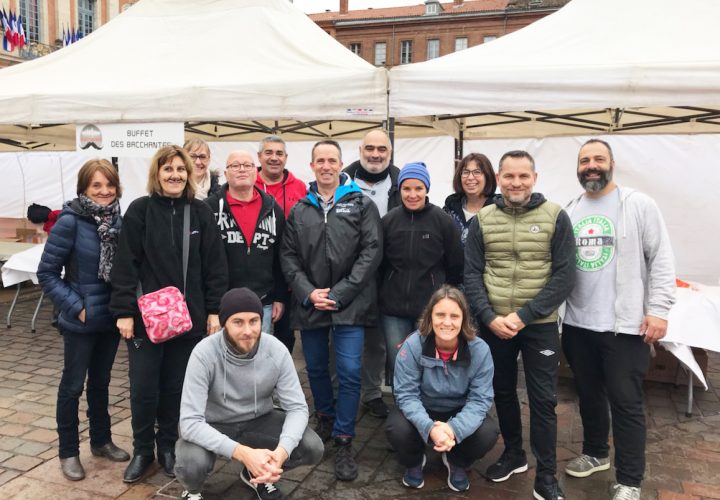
[565,186,676,334]
[179,332,309,458]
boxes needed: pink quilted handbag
[137,286,193,344]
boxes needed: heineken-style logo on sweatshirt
[573,215,615,271]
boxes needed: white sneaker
[180,491,203,500]
[611,483,641,500]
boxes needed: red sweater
[226,189,262,248]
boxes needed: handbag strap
[182,203,190,296]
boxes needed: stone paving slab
[0,286,719,499]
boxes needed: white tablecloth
[661,285,720,390]
[1,243,44,286]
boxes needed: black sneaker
[240,467,284,500]
[334,436,358,481]
[533,477,565,500]
[362,397,390,418]
[314,415,334,442]
[485,449,528,482]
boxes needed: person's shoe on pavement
[180,491,203,500]
[314,414,334,442]
[60,456,85,481]
[334,435,358,481]
[442,452,470,492]
[611,483,641,500]
[564,453,610,478]
[402,454,426,488]
[485,448,528,482]
[362,397,389,418]
[533,475,565,500]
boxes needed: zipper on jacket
[170,200,176,245]
[404,213,415,300]
[510,208,518,310]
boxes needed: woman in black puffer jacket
[38,159,129,481]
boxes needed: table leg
[31,292,44,334]
[6,282,21,328]
[686,369,694,417]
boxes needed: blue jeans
[382,315,417,384]
[301,325,364,438]
[262,304,272,336]
[57,330,120,458]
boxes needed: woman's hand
[207,314,221,335]
[117,317,134,339]
[78,309,86,323]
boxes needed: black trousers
[481,322,560,480]
[57,330,120,458]
[562,324,650,487]
[126,334,201,456]
[385,407,499,469]
[175,410,325,494]
[273,296,295,354]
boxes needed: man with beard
[342,129,401,419]
[464,150,575,500]
[256,135,307,354]
[562,139,675,500]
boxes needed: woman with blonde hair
[38,159,129,480]
[110,145,227,483]
[386,285,498,493]
[183,138,221,200]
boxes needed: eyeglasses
[226,162,255,171]
[189,154,209,161]
[461,169,483,179]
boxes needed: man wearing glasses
[206,150,287,336]
[342,129,400,419]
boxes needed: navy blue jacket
[37,200,121,334]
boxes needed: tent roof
[0,0,387,126]
[389,0,720,138]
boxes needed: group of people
[36,130,675,500]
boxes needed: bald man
[205,150,287,336]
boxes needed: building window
[484,35,498,43]
[350,43,361,56]
[424,1,441,15]
[427,39,439,60]
[455,37,468,51]
[19,0,40,43]
[400,40,412,64]
[78,0,96,36]
[374,42,386,66]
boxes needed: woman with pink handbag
[38,159,130,481]
[109,145,228,483]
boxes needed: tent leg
[455,129,464,161]
[387,117,395,166]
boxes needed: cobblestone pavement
[0,286,719,499]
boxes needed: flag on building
[71,27,76,44]
[16,14,25,49]
[1,9,13,52]
[10,11,18,46]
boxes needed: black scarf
[77,194,121,282]
[354,165,390,184]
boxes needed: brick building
[0,0,134,68]
[310,0,569,67]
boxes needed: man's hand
[429,421,456,452]
[489,316,518,339]
[207,314,221,335]
[267,447,289,470]
[309,288,336,311]
[232,445,283,484]
[117,317,134,339]
[78,308,86,323]
[640,315,668,344]
[505,312,526,333]
[271,302,285,323]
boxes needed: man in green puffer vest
[464,150,576,500]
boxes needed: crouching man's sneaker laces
[240,467,284,500]
[565,454,610,478]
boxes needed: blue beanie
[398,162,430,191]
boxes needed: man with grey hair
[562,139,675,500]
[206,150,287,337]
[342,129,401,419]
[255,135,307,353]
[464,150,575,500]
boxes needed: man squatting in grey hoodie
[174,288,324,499]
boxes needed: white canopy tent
[0,0,389,149]
[389,0,720,138]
